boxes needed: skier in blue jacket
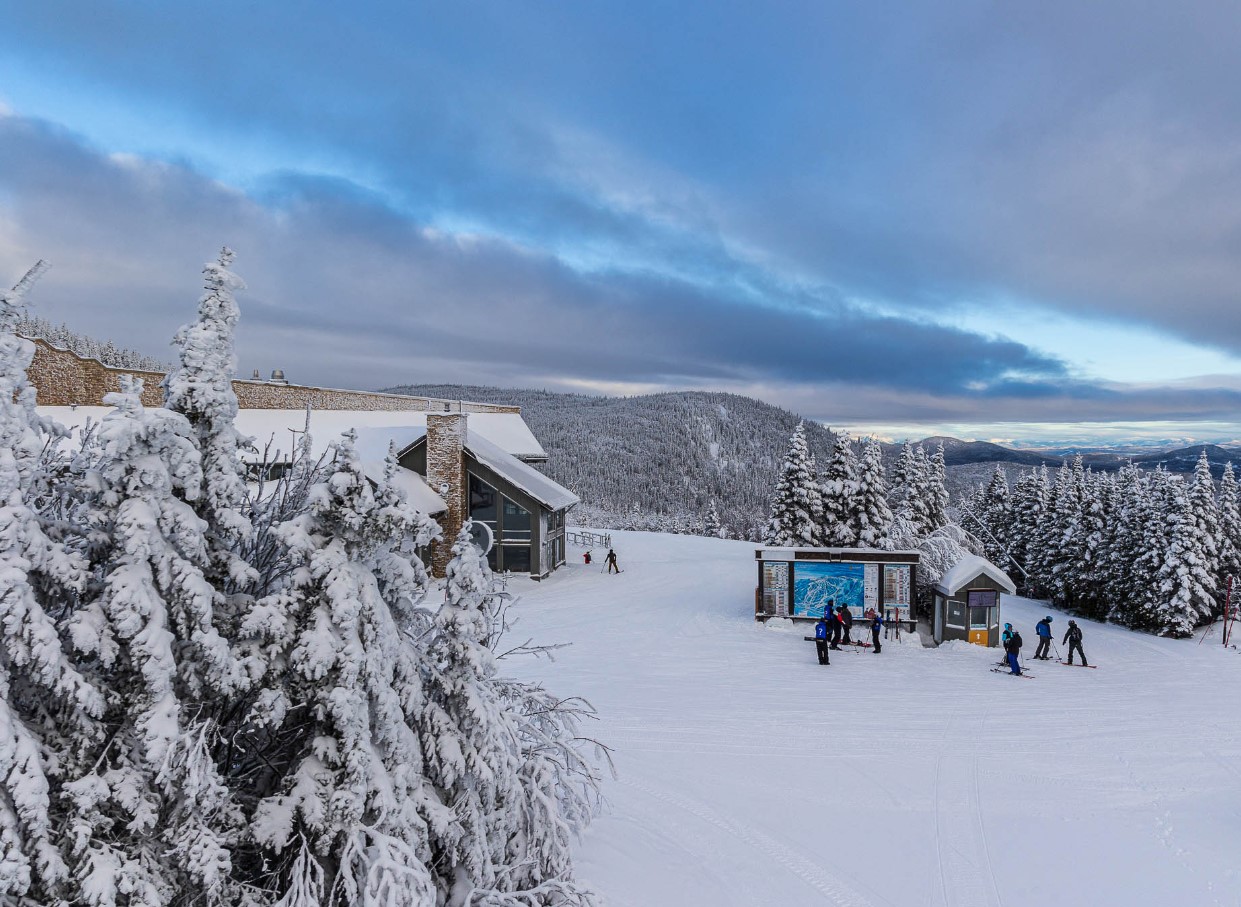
[1005,628,1023,675]
[870,610,884,653]
[813,615,831,665]
[1034,616,1053,660]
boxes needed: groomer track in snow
[508,529,1241,907]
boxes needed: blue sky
[3,2,1241,443]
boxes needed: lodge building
[29,337,578,578]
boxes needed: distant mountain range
[383,383,1240,533]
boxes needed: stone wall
[426,412,468,576]
[25,337,519,414]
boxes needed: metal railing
[566,529,612,549]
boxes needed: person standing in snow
[1006,628,1023,675]
[871,610,883,653]
[1063,620,1088,666]
[583,550,592,566]
[813,615,831,665]
[604,548,620,574]
[826,599,841,649]
[1000,622,1014,665]
[1034,616,1053,660]
[839,604,854,645]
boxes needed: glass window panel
[470,474,497,524]
[970,606,990,629]
[502,497,532,540]
[501,543,531,573]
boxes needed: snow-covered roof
[934,554,1017,597]
[38,407,548,463]
[463,430,579,512]
[360,462,448,515]
[756,546,920,559]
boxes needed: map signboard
[793,562,864,618]
[762,561,790,617]
[883,564,913,620]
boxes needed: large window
[501,544,531,573]
[502,498,532,541]
[470,474,497,525]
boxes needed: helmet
[1045,616,1052,622]
[1068,619,1077,626]
[1004,623,1012,630]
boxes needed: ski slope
[506,530,1241,907]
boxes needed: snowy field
[506,530,1241,907]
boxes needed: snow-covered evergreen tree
[248,430,442,906]
[853,437,892,547]
[1216,463,1241,593]
[819,431,858,546]
[1186,451,1221,607]
[892,442,932,535]
[925,443,949,532]
[1151,485,1218,636]
[763,423,821,547]
[0,268,107,904]
[163,248,258,600]
[703,499,723,539]
[68,376,249,906]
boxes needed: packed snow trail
[506,531,1241,907]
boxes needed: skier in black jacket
[1063,620,1088,666]
[827,599,842,649]
[840,604,854,645]
[1005,629,1023,675]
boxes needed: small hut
[932,554,1016,647]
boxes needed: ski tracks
[621,778,887,907]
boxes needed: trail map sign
[754,548,919,624]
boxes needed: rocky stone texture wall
[426,412,468,577]
[25,338,518,414]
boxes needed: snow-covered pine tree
[162,248,259,600]
[763,423,821,547]
[820,431,859,546]
[1073,468,1112,620]
[420,523,594,906]
[67,376,249,906]
[0,268,107,905]
[975,464,1011,567]
[1151,483,1218,636]
[1216,463,1241,593]
[703,499,723,539]
[853,437,892,547]
[925,443,949,532]
[891,442,925,533]
[1186,451,1222,609]
[248,430,441,907]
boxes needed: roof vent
[270,369,288,384]
[252,369,261,380]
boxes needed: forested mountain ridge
[385,384,839,538]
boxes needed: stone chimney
[426,412,468,576]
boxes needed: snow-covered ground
[506,530,1241,907]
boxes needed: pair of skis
[990,667,1035,679]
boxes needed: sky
[2,2,1241,444]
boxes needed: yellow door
[968,629,989,646]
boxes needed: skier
[1005,627,1023,675]
[827,599,842,649]
[813,614,831,665]
[1034,615,1053,660]
[583,550,592,566]
[604,548,620,574]
[840,603,854,645]
[999,622,1014,666]
[871,609,883,653]
[1063,619,1088,666]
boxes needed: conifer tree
[0,269,107,904]
[763,423,821,547]
[1216,463,1241,591]
[248,431,441,906]
[925,443,949,532]
[891,442,930,534]
[163,248,258,598]
[1152,486,1217,636]
[1186,451,1221,607]
[820,431,859,546]
[68,376,248,906]
[703,499,723,538]
[853,437,892,547]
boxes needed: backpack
[1011,631,1023,649]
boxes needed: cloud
[0,117,1054,388]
